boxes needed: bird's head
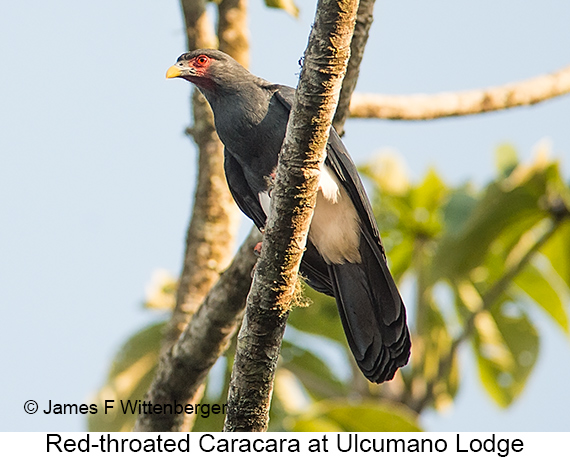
[166,49,249,92]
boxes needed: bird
[166,49,411,383]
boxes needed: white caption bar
[1,432,568,456]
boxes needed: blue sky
[1,0,569,432]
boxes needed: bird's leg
[253,227,265,256]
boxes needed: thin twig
[349,65,570,120]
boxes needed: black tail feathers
[328,233,411,383]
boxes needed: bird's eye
[195,55,209,66]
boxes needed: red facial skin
[186,55,215,89]
[191,55,211,74]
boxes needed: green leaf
[411,168,448,214]
[514,260,569,333]
[289,400,421,432]
[88,321,165,432]
[405,168,448,240]
[292,416,343,432]
[280,340,348,400]
[473,303,539,407]
[432,160,556,283]
[442,186,478,234]
[385,235,415,282]
[365,161,448,242]
[364,164,450,282]
[541,220,570,291]
[264,0,299,17]
[413,297,459,410]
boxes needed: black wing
[224,146,333,295]
[323,128,403,304]
[324,130,410,381]
[272,85,383,247]
[224,149,266,230]
[274,86,410,383]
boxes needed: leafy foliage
[287,400,421,432]
[89,145,569,432]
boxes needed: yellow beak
[166,65,182,79]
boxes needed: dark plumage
[166,49,411,383]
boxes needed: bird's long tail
[327,232,411,383]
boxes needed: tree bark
[218,0,249,68]
[163,0,249,353]
[349,64,570,120]
[223,0,359,432]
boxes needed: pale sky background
[1,0,569,432]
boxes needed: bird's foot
[253,241,263,257]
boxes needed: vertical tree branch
[180,0,218,50]
[333,0,376,136]
[163,92,240,349]
[136,0,252,432]
[164,0,250,354]
[223,0,359,432]
[162,0,235,353]
[218,0,249,68]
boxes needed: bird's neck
[203,81,272,132]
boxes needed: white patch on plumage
[309,165,361,264]
[319,166,340,203]
[259,191,271,217]
[258,165,361,265]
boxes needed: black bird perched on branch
[166,49,410,383]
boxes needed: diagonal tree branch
[349,64,570,120]
[135,229,260,431]
[223,0,359,432]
